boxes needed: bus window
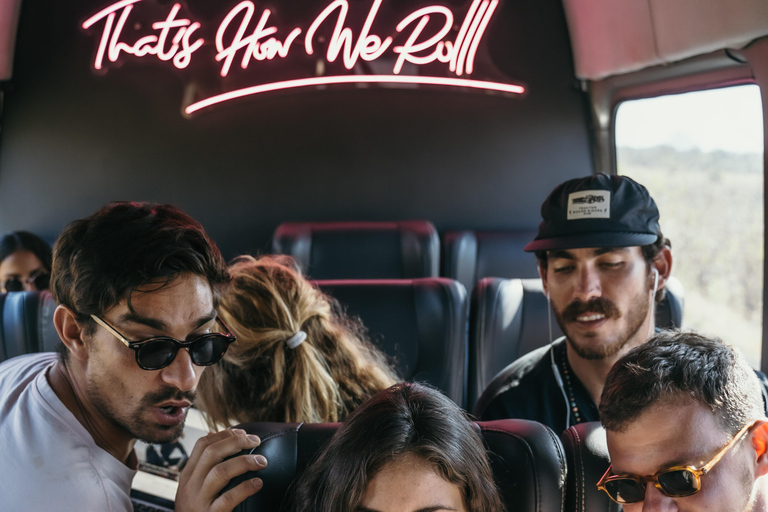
[616,84,764,368]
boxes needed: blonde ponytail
[197,254,398,429]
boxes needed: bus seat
[0,291,58,362]
[315,278,467,406]
[272,221,439,279]
[442,230,540,294]
[228,419,567,512]
[561,422,619,512]
[655,275,685,329]
[468,278,561,409]
[468,277,685,411]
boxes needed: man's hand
[175,429,267,512]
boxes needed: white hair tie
[286,331,307,350]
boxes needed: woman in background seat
[0,231,52,293]
[197,254,398,427]
[289,382,505,512]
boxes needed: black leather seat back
[231,419,566,512]
[561,422,620,512]
[442,230,540,294]
[315,278,467,406]
[0,291,59,362]
[468,278,562,408]
[655,275,685,329]
[273,221,439,279]
[468,276,685,410]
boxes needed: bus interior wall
[0,0,592,259]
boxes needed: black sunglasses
[597,421,754,504]
[90,314,236,371]
[3,270,50,292]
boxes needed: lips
[152,402,190,426]
[575,313,606,322]
[150,397,192,426]
[142,389,196,427]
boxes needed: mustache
[560,297,621,322]
[141,387,197,408]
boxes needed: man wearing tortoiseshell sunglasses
[598,331,768,511]
[0,202,266,512]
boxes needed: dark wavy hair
[52,202,228,360]
[288,382,505,512]
[600,330,763,435]
[0,231,53,272]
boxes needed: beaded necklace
[559,345,583,425]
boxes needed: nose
[160,348,198,391]
[641,484,678,512]
[573,264,602,302]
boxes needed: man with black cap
[474,173,673,434]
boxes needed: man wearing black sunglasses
[0,202,266,511]
[598,331,768,510]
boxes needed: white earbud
[648,268,660,339]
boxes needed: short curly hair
[600,330,763,435]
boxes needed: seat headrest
[0,291,59,362]
[561,421,621,512]
[468,278,563,408]
[272,221,439,279]
[229,419,566,512]
[655,275,684,329]
[315,278,467,406]
[442,230,540,294]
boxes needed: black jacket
[474,337,768,435]
[474,338,598,434]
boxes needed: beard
[554,289,651,361]
[86,381,196,444]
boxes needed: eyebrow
[117,310,217,332]
[613,455,697,476]
[548,247,631,260]
[357,507,458,512]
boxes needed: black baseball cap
[524,174,660,252]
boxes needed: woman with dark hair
[289,382,505,512]
[0,231,53,293]
[197,254,398,427]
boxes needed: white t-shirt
[0,353,137,511]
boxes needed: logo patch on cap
[567,190,610,220]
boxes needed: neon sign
[82,0,525,114]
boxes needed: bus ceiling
[2,0,768,87]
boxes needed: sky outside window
[616,84,764,368]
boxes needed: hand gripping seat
[0,291,59,363]
[272,221,439,279]
[442,230,540,294]
[468,276,685,411]
[314,278,467,406]
[228,419,567,512]
[561,422,620,512]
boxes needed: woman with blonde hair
[197,254,398,427]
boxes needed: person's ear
[650,246,672,291]
[750,420,768,477]
[53,305,90,362]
